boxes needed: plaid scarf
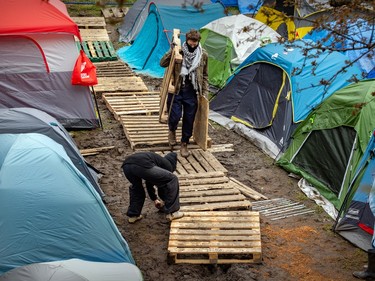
[180,41,202,91]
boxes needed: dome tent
[0,133,135,274]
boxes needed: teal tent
[0,133,135,274]
[117,2,226,78]
[277,80,375,213]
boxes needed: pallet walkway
[119,115,212,150]
[71,17,106,29]
[168,211,262,264]
[77,41,117,62]
[157,152,227,176]
[102,92,160,119]
[178,173,250,211]
[94,61,134,77]
[101,7,129,18]
[94,77,149,93]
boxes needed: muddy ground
[71,10,367,281]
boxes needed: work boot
[168,131,177,146]
[353,249,375,280]
[128,215,143,224]
[166,211,184,222]
[180,142,189,157]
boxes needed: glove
[154,199,165,209]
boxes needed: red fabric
[0,0,81,41]
[72,50,98,86]
[359,222,374,235]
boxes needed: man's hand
[154,199,165,209]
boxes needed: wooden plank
[101,7,129,18]
[193,95,209,150]
[72,17,106,28]
[180,201,251,211]
[229,177,268,201]
[78,29,110,41]
[159,29,182,123]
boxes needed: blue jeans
[167,82,198,144]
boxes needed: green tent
[200,14,280,88]
[277,79,375,210]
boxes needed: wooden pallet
[101,7,129,18]
[157,152,227,176]
[168,211,262,264]
[102,91,160,118]
[120,115,212,150]
[71,17,106,29]
[94,61,134,77]
[177,173,251,211]
[77,41,117,62]
[94,77,149,93]
[77,29,110,41]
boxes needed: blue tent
[0,133,135,275]
[0,107,104,198]
[117,2,226,78]
[231,40,364,123]
[209,40,363,158]
[335,130,375,251]
[303,19,375,79]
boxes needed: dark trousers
[122,164,180,217]
[167,83,198,144]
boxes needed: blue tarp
[117,2,226,78]
[0,133,135,274]
[232,40,363,123]
[238,0,263,15]
[303,19,375,79]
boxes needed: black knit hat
[164,152,177,172]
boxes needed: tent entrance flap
[293,126,357,197]
[231,63,286,129]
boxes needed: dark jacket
[160,46,209,98]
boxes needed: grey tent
[118,0,213,44]
[0,107,104,198]
[0,259,142,281]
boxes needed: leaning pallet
[168,211,262,264]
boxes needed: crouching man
[121,151,184,223]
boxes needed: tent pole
[90,86,103,129]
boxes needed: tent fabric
[0,9,99,129]
[212,0,238,6]
[209,40,362,158]
[277,80,375,212]
[0,259,143,281]
[0,0,81,41]
[117,2,227,78]
[334,130,375,251]
[0,107,104,198]
[238,0,264,15]
[303,19,375,79]
[200,14,280,87]
[118,0,213,44]
[235,40,363,123]
[0,133,135,275]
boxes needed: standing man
[160,29,209,157]
[121,152,184,223]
